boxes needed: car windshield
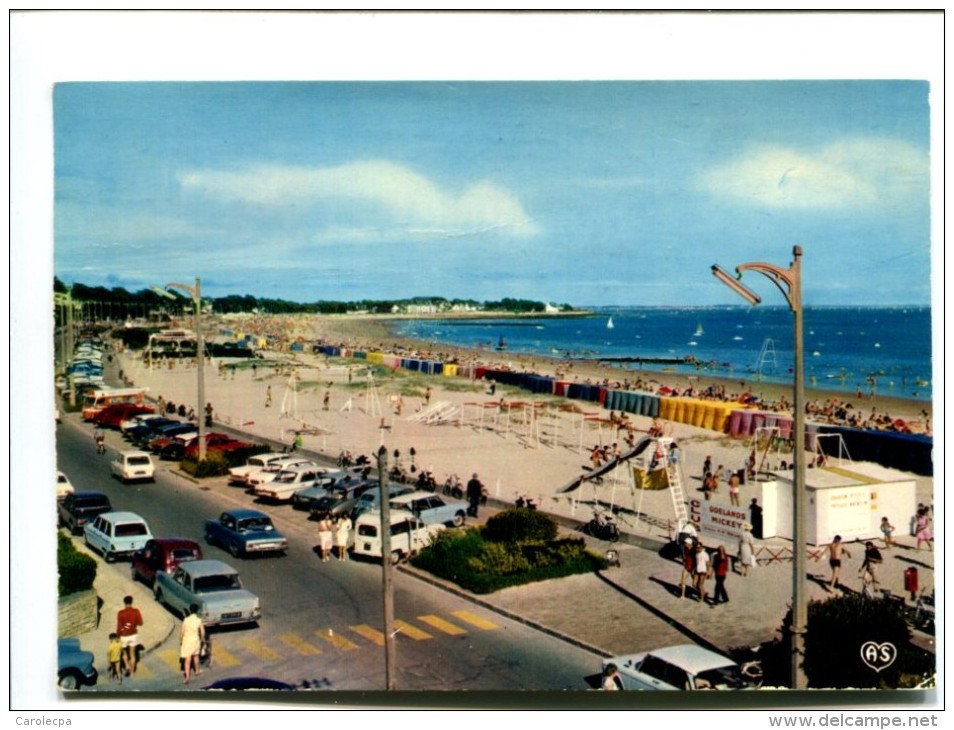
[238,518,274,531]
[128,456,151,466]
[170,548,198,561]
[115,523,149,537]
[274,472,297,483]
[193,574,241,592]
[76,497,109,509]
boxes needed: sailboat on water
[606,316,614,330]
[694,322,704,337]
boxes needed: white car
[352,511,445,563]
[601,645,760,691]
[228,452,296,486]
[253,463,330,502]
[245,457,318,489]
[110,450,156,483]
[57,471,75,501]
[84,511,153,562]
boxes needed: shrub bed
[58,531,97,597]
[409,509,608,594]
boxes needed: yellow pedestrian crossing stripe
[351,624,385,646]
[393,620,433,640]
[451,610,501,631]
[240,637,282,661]
[209,645,240,667]
[417,614,467,635]
[315,628,360,651]
[158,648,181,672]
[279,633,323,656]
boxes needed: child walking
[880,516,895,549]
[107,633,124,684]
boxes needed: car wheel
[229,542,241,558]
[105,551,115,563]
[389,551,403,565]
[58,671,80,690]
[153,586,163,604]
[130,565,140,583]
[204,532,214,546]
[451,512,465,527]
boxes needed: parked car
[131,537,203,587]
[93,403,155,430]
[181,432,256,460]
[307,480,375,519]
[245,457,318,490]
[352,510,445,563]
[228,452,293,486]
[388,490,468,527]
[58,637,98,690]
[601,645,760,691]
[153,559,261,627]
[204,509,288,558]
[121,412,169,435]
[56,470,75,501]
[290,470,363,511]
[58,491,113,535]
[110,449,156,483]
[253,463,330,502]
[125,416,180,445]
[84,511,153,562]
[349,482,414,520]
[147,422,198,452]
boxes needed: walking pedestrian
[880,516,895,549]
[323,390,330,411]
[693,543,711,603]
[679,537,696,598]
[265,385,272,407]
[116,595,143,676]
[859,541,883,593]
[712,545,730,605]
[107,633,124,684]
[466,473,484,518]
[180,604,205,684]
[316,513,334,562]
[821,535,851,590]
[335,514,352,561]
[749,498,764,539]
[702,455,712,481]
[915,507,933,551]
[737,525,756,577]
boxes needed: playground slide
[556,435,654,494]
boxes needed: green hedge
[58,532,97,597]
[180,444,271,477]
[410,513,607,594]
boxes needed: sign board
[689,499,748,542]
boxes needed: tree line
[54,278,575,316]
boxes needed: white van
[352,511,445,563]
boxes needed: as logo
[860,641,897,672]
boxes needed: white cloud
[697,138,928,210]
[179,160,540,237]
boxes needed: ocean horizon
[393,305,934,404]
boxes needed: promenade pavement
[63,345,935,692]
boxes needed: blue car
[204,508,288,558]
[58,638,98,690]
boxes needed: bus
[81,387,149,421]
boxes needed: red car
[182,433,255,459]
[92,403,156,429]
[130,538,203,587]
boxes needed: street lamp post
[712,245,806,690]
[153,278,206,462]
[375,445,396,689]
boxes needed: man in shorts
[824,535,851,591]
[116,595,144,676]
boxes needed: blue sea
[394,306,934,403]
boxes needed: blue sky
[54,79,932,307]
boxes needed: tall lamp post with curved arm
[153,277,206,462]
[712,245,806,690]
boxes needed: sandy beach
[113,312,934,538]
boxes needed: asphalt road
[57,415,602,691]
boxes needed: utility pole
[376,445,396,689]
